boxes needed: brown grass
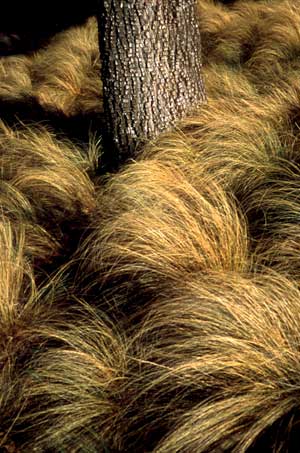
[120,270,300,452]
[0,220,126,452]
[77,154,249,314]
[0,121,97,271]
[1,0,300,451]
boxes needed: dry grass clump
[1,1,300,451]
[78,153,249,312]
[0,220,126,452]
[12,302,127,452]
[31,17,101,116]
[0,121,97,269]
[0,16,101,116]
[118,270,300,452]
[0,18,102,147]
[198,0,300,91]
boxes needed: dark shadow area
[0,0,98,55]
[0,94,104,149]
[0,95,126,175]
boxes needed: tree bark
[98,0,206,167]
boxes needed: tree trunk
[98,0,206,168]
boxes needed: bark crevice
[98,0,206,166]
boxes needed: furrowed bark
[98,0,206,167]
